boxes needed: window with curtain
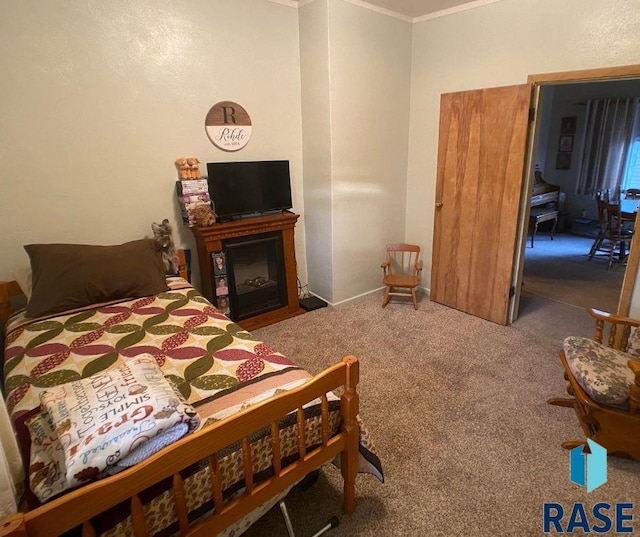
[622,134,640,190]
[576,97,640,196]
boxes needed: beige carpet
[523,233,624,312]
[239,292,640,536]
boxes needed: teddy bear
[194,203,216,227]
[175,158,190,180]
[186,157,201,179]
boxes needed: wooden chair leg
[608,243,615,270]
[382,286,390,308]
[411,288,418,310]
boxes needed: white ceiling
[290,0,496,20]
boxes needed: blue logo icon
[570,439,607,493]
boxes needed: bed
[0,240,382,536]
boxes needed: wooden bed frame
[0,258,363,536]
[0,280,22,325]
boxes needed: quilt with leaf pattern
[3,277,382,536]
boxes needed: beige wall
[298,0,412,305]
[407,0,640,292]
[299,0,334,301]
[0,0,306,290]
[328,0,412,303]
[4,0,640,310]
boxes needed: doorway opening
[430,64,640,326]
[519,78,640,317]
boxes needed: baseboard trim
[308,285,431,309]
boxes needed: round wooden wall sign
[205,101,252,151]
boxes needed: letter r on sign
[222,106,237,124]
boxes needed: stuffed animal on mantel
[186,157,201,179]
[194,203,216,227]
[151,218,180,275]
[175,158,190,180]
[175,157,201,179]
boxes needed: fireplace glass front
[222,232,287,321]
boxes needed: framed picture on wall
[559,135,573,152]
[556,152,571,170]
[560,116,577,134]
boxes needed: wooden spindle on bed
[321,395,329,446]
[172,473,189,534]
[296,407,307,459]
[208,454,224,513]
[270,422,282,476]
[130,494,149,537]
[340,356,359,515]
[242,437,254,494]
[81,521,96,537]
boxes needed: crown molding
[266,0,411,21]
[341,0,412,22]
[413,0,503,22]
[266,0,503,23]
[266,0,299,7]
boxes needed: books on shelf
[176,178,208,196]
[178,192,210,205]
[176,178,213,227]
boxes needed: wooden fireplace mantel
[191,211,303,330]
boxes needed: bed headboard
[0,281,23,325]
[0,249,190,325]
[176,249,189,282]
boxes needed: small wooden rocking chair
[549,308,640,460]
[381,244,422,310]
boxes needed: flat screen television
[207,160,292,221]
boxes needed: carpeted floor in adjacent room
[522,233,625,312]
[242,290,639,536]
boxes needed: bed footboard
[0,356,360,537]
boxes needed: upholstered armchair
[550,308,640,460]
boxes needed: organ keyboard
[529,172,560,247]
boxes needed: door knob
[435,202,443,209]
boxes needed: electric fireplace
[223,232,287,321]
[191,211,303,330]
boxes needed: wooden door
[431,85,531,325]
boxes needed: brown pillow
[25,239,169,318]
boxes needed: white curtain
[576,97,640,196]
[0,396,23,516]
